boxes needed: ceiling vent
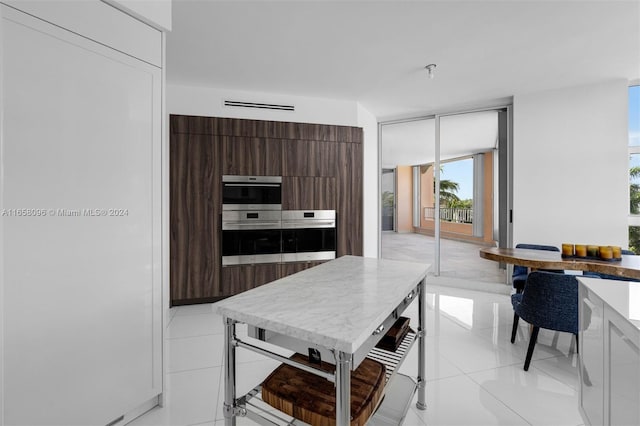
[223,100,295,112]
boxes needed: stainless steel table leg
[223,317,237,426]
[335,351,351,426]
[416,277,427,410]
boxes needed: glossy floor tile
[381,232,507,286]
[467,365,582,426]
[130,282,583,426]
[410,375,530,426]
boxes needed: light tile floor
[130,283,585,426]
[381,232,509,292]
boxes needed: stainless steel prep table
[214,256,431,426]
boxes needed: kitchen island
[214,255,431,426]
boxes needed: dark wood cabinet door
[314,177,337,210]
[282,176,336,210]
[282,140,338,177]
[278,261,325,278]
[349,143,363,255]
[221,264,279,296]
[221,136,281,176]
[282,176,314,210]
[170,133,221,304]
[336,142,363,256]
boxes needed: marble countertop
[214,256,431,354]
[578,277,640,329]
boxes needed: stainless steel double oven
[221,175,336,266]
[281,210,336,262]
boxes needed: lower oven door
[222,229,282,265]
[281,228,336,262]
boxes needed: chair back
[514,271,578,334]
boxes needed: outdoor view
[439,158,473,215]
[416,153,493,246]
[419,159,474,226]
[382,158,475,230]
[629,85,639,253]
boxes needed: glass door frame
[378,105,513,276]
[381,168,397,232]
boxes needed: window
[628,85,640,253]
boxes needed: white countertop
[214,256,431,354]
[578,277,640,330]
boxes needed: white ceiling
[167,0,640,120]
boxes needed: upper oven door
[281,210,335,228]
[222,175,281,211]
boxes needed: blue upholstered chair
[512,243,563,293]
[510,271,579,371]
[582,249,636,281]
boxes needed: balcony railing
[424,207,473,224]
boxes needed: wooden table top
[479,247,640,281]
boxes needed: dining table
[479,247,640,281]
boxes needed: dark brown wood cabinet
[170,115,362,305]
[221,264,279,296]
[221,136,281,176]
[278,261,325,278]
[281,176,337,210]
[336,142,363,256]
[170,133,222,304]
[314,177,338,210]
[282,140,337,177]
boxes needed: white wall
[168,84,379,257]
[357,102,379,257]
[168,84,359,126]
[513,79,629,249]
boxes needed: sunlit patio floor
[381,231,510,293]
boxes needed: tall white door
[1,5,162,425]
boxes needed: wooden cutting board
[261,353,386,426]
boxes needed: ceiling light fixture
[425,64,437,79]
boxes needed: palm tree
[420,163,461,207]
[630,166,640,214]
[629,166,640,254]
[439,179,460,207]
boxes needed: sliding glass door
[379,108,511,284]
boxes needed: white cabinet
[1,2,165,425]
[578,278,640,426]
[606,309,640,426]
[579,286,604,426]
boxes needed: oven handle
[222,221,282,230]
[223,183,281,188]
[281,220,336,229]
